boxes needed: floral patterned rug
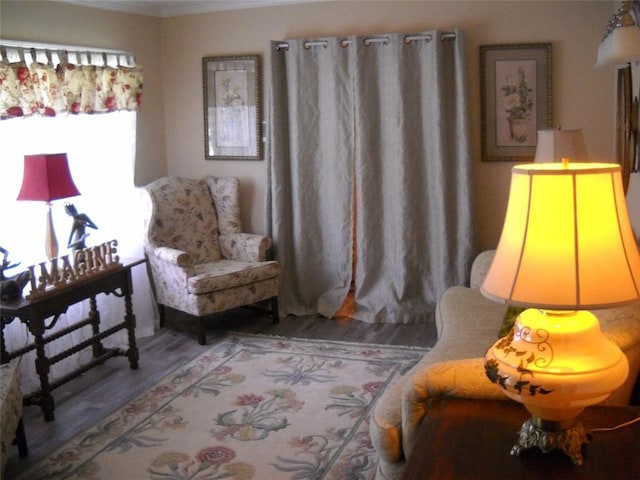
[17,334,426,480]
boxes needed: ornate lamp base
[510,416,590,465]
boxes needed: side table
[404,397,640,479]
[0,259,143,421]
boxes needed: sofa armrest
[219,233,272,262]
[470,250,496,289]
[401,358,506,459]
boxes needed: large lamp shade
[481,162,640,309]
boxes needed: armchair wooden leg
[158,304,166,328]
[271,297,279,324]
[15,418,28,458]
[197,318,207,345]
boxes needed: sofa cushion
[187,260,280,295]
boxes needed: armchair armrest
[153,246,194,267]
[219,233,272,262]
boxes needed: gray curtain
[267,29,475,323]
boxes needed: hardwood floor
[4,307,437,478]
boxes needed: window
[0,112,155,393]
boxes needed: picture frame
[202,55,262,160]
[480,43,552,162]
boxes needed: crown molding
[52,0,330,18]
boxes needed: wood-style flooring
[4,307,437,478]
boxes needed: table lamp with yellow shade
[482,160,640,465]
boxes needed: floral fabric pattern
[1,363,23,478]
[10,334,427,480]
[0,58,142,119]
[188,260,280,295]
[142,176,279,320]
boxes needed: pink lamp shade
[16,153,80,202]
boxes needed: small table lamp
[481,161,640,465]
[534,128,588,163]
[16,153,80,260]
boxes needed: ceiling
[53,0,329,17]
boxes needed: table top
[403,397,640,480]
[1,257,145,313]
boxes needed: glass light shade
[595,24,640,67]
[534,129,587,163]
[481,163,640,310]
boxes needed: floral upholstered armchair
[142,176,280,344]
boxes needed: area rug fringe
[227,331,431,352]
[15,333,427,480]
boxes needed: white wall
[159,1,635,248]
[3,0,638,250]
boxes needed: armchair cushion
[188,260,280,295]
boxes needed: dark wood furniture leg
[14,418,28,458]
[157,303,166,328]
[198,318,207,346]
[123,287,139,369]
[88,296,106,358]
[32,327,55,421]
[271,297,279,324]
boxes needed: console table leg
[89,296,105,358]
[34,335,55,421]
[124,292,139,370]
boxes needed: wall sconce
[595,0,640,192]
[16,153,80,260]
[596,0,640,67]
[482,161,640,465]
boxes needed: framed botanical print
[202,55,262,160]
[480,43,552,162]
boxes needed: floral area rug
[17,334,427,480]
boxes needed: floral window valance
[0,43,143,119]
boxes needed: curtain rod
[0,38,134,57]
[275,32,456,51]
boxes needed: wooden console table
[0,259,143,421]
[404,397,640,479]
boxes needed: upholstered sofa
[370,250,640,480]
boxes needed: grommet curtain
[267,29,476,324]
[0,45,142,119]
